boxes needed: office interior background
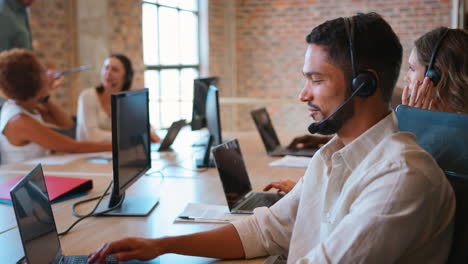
[28,0,467,133]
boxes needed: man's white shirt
[232,112,455,264]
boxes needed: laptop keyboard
[238,193,283,211]
[62,254,118,264]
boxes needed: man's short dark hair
[306,12,403,104]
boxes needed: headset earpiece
[424,28,449,86]
[345,17,377,98]
[352,71,377,97]
[424,66,441,86]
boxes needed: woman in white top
[76,54,160,143]
[0,49,112,165]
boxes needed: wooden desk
[0,130,306,180]
[0,130,307,263]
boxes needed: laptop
[212,139,284,214]
[10,164,159,264]
[251,108,318,157]
[151,119,186,152]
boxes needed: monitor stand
[195,135,216,168]
[94,196,159,217]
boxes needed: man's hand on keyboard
[88,237,161,263]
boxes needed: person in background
[269,27,468,194]
[0,0,34,52]
[88,13,454,263]
[402,27,468,113]
[0,49,112,165]
[0,0,64,107]
[76,53,160,143]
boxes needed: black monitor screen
[205,85,222,145]
[191,77,219,130]
[10,164,62,264]
[112,88,151,195]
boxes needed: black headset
[425,28,449,86]
[343,17,377,97]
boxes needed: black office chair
[396,105,468,263]
[444,171,468,264]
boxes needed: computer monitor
[95,88,159,216]
[191,77,219,130]
[196,85,222,168]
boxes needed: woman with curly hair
[0,49,111,164]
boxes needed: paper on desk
[22,152,112,165]
[175,203,245,224]
[269,155,310,168]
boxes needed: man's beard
[312,97,355,135]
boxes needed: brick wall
[227,0,452,132]
[29,0,453,132]
[30,0,144,114]
[107,0,145,90]
[29,0,76,112]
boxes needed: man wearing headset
[88,12,455,264]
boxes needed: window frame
[142,0,200,129]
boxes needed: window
[142,0,199,128]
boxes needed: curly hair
[415,27,468,113]
[0,49,44,101]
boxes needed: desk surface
[0,130,308,263]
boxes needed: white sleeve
[232,177,304,259]
[76,90,112,142]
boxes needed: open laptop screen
[212,139,252,209]
[10,164,62,264]
[251,108,281,152]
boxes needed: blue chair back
[395,105,468,174]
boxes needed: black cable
[70,180,112,218]
[57,180,123,236]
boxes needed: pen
[178,216,234,222]
[52,65,92,78]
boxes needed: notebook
[151,119,186,152]
[212,139,284,214]
[251,108,318,157]
[10,164,159,264]
[0,174,92,205]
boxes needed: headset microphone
[307,16,377,135]
[307,82,365,134]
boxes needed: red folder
[0,175,93,204]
